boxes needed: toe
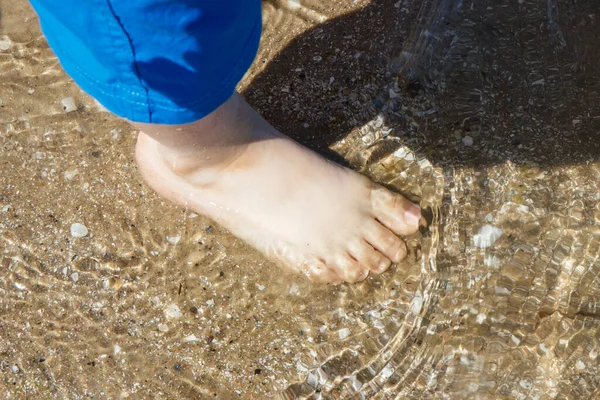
[348,238,392,274]
[371,186,424,236]
[364,220,408,263]
[330,255,369,283]
[301,259,340,283]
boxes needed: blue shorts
[29,0,262,124]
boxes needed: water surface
[1,0,599,398]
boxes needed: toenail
[377,260,390,272]
[395,247,407,262]
[359,270,370,281]
[404,205,421,227]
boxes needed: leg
[134,92,424,284]
[30,0,424,283]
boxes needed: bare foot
[133,93,423,284]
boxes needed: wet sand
[1,0,600,399]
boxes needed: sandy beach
[1,0,600,398]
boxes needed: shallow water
[1,0,599,399]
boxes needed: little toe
[371,187,423,236]
[364,220,408,263]
[348,238,392,274]
[301,259,340,283]
[330,255,369,283]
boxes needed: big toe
[371,186,424,236]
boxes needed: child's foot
[133,93,423,284]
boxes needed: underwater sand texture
[1,0,600,398]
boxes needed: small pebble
[183,334,198,342]
[495,286,511,295]
[70,272,79,282]
[27,88,35,94]
[289,283,300,296]
[109,128,121,140]
[410,295,423,315]
[158,323,169,332]
[166,236,180,245]
[70,223,88,238]
[64,169,79,180]
[337,328,351,340]
[576,360,586,370]
[165,304,182,319]
[473,225,503,248]
[114,345,121,355]
[519,380,532,389]
[381,365,394,378]
[462,136,474,146]
[61,97,77,112]
[0,36,12,51]
[11,365,19,374]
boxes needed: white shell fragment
[0,36,12,51]
[473,225,504,248]
[70,223,88,238]
[410,294,424,315]
[183,334,198,342]
[337,328,351,340]
[166,236,181,245]
[64,169,79,180]
[165,304,182,319]
[288,0,301,9]
[61,97,77,112]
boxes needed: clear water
[1,0,599,398]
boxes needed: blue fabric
[29,0,262,124]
